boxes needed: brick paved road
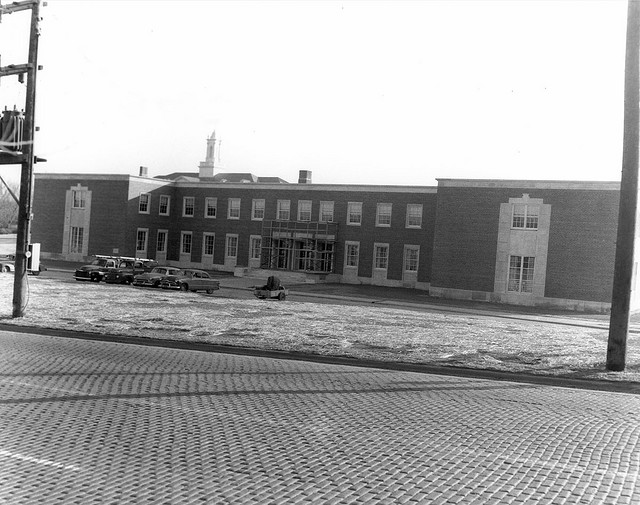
[0,330,638,504]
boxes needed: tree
[0,179,18,232]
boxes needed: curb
[0,322,638,395]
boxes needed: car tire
[180,283,189,292]
[1,265,9,273]
[206,289,214,294]
[153,281,160,288]
[90,275,100,282]
[278,292,286,301]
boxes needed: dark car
[74,256,120,282]
[159,269,220,294]
[132,266,182,288]
[103,259,159,285]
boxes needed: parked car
[132,266,182,288]
[74,256,121,282]
[159,269,220,294]
[103,259,159,285]
[0,254,46,275]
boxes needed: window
[159,195,170,216]
[298,200,312,221]
[228,198,241,219]
[319,201,334,223]
[508,256,535,293]
[376,203,392,227]
[181,232,192,254]
[183,197,195,217]
[156,231,167,253]
[252,199,265,220]
[70,226,84,253]
[404,246,419,272]
[136,229,148,254]
[345,242,359,268]
[347,202,362,225]
[512,204,539,230]
[250,236,262,260]
[277,200,291,220]
[374,244,389,269]
[205,197,217,218]
[72,190,86,209]
[406,204,423,228]
[203,233,215,256]
[138,193,150,214]
[226,235,238,258]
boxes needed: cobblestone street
[0,330,638,504]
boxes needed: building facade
[31,158,636,312]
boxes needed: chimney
[139,166,148,177]
[298,170,312,184]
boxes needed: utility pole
[0,0,42,317]
[607,0,640,371]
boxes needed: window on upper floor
[319,201,334,223]
[252,199,265,220]
[205,197,217,218]
[138,193,150,214]
[72,190,86,209]
[512,204,539,230]
[376,203,392,227]
[228,198,241,219]
[159,195,170,216]
[298,200,312,221]
[183,197,195,217]
[347,202,362,226]
[406,204,422,228]
[277,200,290,221]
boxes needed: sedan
[159,269,220,294]
[133,266,182,288]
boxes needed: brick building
[30,135,633,312]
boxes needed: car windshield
[151,267,166,274]
[91,259,109,267]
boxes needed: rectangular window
[72,190,86,209]
[345,242,359,268]
[508,256,535,293]
[70,226,84,253]
[347,202,362,225]
[374,244,389,269]
[228,198,241,219]
[512,204,539,230]
[252,199,265,220]
[138,193,150,214]
[250,236,262,260]
[376,203,392,227]
[156,230,167,253]
[406,204,423,228]
[205,197,217,218]
[136,229,148,254]
[298,200,312,221]
[159,195,170,216]
[226,235,238,258]
[183,197,195,217]
[404,246,419,272]
[181,232,192,254]
[277,200,291,220]
[319,201,334,223]
[203,233,215,256]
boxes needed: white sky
[0,0,630,186]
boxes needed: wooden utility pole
[607,0,640,371]
[0,0,41,317]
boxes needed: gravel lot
[0,273,639,385]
